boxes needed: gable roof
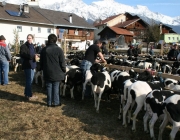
[93,14,122,27]
[98,26,134,36]
[0,3,95,29]
[0,3,52,25]
[33,8,95,29]
[114,18,140,28]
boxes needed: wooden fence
[105,64,180,81]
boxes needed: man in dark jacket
[101,41,108,55]
[40,34,66,107]
[167,44,179,61]
[133,45,141,57]
[127,45,134,57]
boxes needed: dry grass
[0,71,180,140]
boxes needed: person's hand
[95,59,100,63]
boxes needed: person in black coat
[167,44,179,61]
[101,41,108,55]
[127,45,134,57]
[20,34,38,100]
[40,34,66,107]
[133,45,141,57]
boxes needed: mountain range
[3,0,180,33]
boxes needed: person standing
[101,41,108,55]
[20,34,38,100]
[0,35,11,85]
[149,46,154,55]
[133,45,141,57]
[80,39,106,97]
[127,45,134,57]
[167,44,179,61]
[40,34,66,107]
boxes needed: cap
[0,35,6,40]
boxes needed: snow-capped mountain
[3,0,180,33]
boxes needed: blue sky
[83,0,180,17]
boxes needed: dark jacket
[20,41,36,70]
[40,43,66,81]
[133,48,141,57]
[101,45,108,55]
[127,48,133,56]
[167,49,179,61]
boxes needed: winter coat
[40,43,66,81]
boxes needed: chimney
[23,4,29,13]
[69,14,72,23]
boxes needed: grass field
[0,71,179,140]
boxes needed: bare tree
[12,29,20,54]
[144,19,161,52]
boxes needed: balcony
[66,34,86,41]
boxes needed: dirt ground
[0,70,179,140]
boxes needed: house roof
[0,3,52,25]
[33,8,96,29]
[114,18,140,28]
[93,14,122,27]
[0,3,95,29]
[98,26,134,36]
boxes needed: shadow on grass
[8,70,46,94]
[0,89,46,106]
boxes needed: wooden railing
[66,34,86,40]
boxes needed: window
[168,37,171,40]
[47,28,51,33]
[74,29,78,35]
[17,26,22,32]
[177,37,179,40]
[20,40,24,45]
[173,37,174,40]
[30,27,33,31]
[38,27,41,33]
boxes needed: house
[159,24,180,44]
[0,1,53,47]
[0,0,95,51]
[93,13,126,40]
[114,18,149,43]
[33,7,95,51]
[98,26,133,48]
[95,12,148,47]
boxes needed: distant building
[159,24,180,43]
[160,33,180,43]
[94,12,148,47]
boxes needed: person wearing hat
[167,44,179,61]
[0,35,11,85]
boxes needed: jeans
[46,80,60,106]
[24,69,35,97]
[80,60,92,77]
[80,60,92,97]
[0,61,9,85]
